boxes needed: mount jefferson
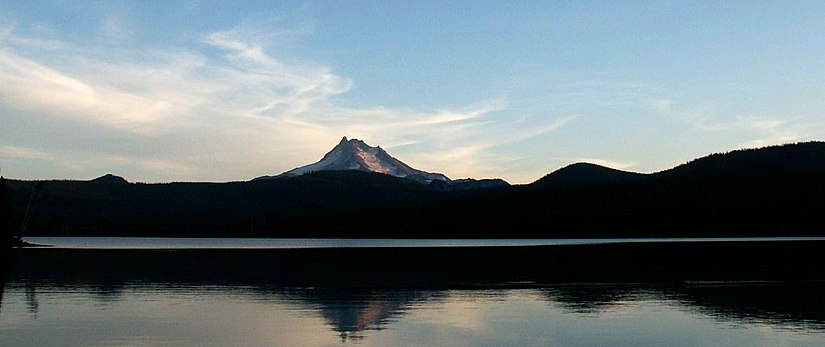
[255,137,451,183]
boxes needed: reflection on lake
[2,242,825,346]
[25,236,825,249]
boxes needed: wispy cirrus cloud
[648,98,804,152]
[0,145,55,160]
[697,115,802,148]
[0,21,64,49]
[0,21,573,182]
[0,51,177,131]
[736,117,802,149]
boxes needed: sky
[1,1,823,183]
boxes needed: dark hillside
[502,142,825,238]
[660,142,825,178]
[5,142,825,238]
[530,163,646,189]
[6,171,444,237]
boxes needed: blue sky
[1,1,823,183]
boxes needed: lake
[2,238,825,346]
[24,236,825,249]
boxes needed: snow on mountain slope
[257,137,450,182]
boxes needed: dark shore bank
[8,240,825,288]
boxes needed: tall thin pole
[18,182,42,241]
[1,175,13,246]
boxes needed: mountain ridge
[7,141,824,187]
[4,141,824,238]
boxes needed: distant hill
[90,174,129,185]
[530,162,645,188]
[5,141,825,238]
[513,141,825,237]
[661,142,825,178]
[531,141,825,187]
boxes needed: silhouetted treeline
[1,177,16,246]
[6,142,825,238]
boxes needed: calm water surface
[2,238,825,346]
[25,236,825,249]
[3,282,825,346]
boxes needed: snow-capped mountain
[256,137,450,182]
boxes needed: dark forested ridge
[5,142,825,238]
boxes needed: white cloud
[0,23,575,182]
[105,154,197,179]
[746,118,786,130]
[0,51,175,131]
[707,116,802,149]
[0,145,55,160]
[649,99,673,113]
[652,99,803,154]
[99,14,133,41]
[0,21,64,50]
[510,115,577,143]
